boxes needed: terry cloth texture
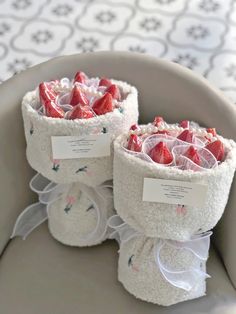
[118,235,207,306]
[22,80,138,186]
[114,134,236,240]
[48,182,114,246]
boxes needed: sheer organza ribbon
[11,173,113,243]
[107,215,211,291]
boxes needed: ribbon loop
[108,215,211,292]
[107,215,139,245]
[11,202,47,240]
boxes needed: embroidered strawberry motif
[183,146,201,166]
[69,85,89,107]
[74,71,87,84]
[127,134,142,152]
[52,159,60,171]
[176,205,187,215]
[64,196,76,213]
[205,140,225,162]
[179,120,190,129]
[99,77,112,87]
[106,84,121,100]
[128,255,139,272]
[177,129,194,143]
[149,142,173,164]
[92,92,113,115]
[67,105,94,120]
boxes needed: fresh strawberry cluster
[38,71,122,119]
[126,116,225,168]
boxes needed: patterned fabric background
[0,0,236,103]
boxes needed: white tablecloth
[0,0,235,102]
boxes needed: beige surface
[0,223,235,314]
[0,52,236,312]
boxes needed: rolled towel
[12,173,115,247]
[108,215,211,306]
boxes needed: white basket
[114,133,236,240]
[22,80,138,186]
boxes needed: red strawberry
[92,92,113,115]
[99,77,112,87]
[205,140,224,162]
[183,146,201,166]
[149,142,173,164]
[74,71,87,84]
[177,130,194,143]
[39,82,57,105]
[206,128,217,137]
[69,85,89,106]
[106,84,121,100]
[153,116,164,126]
[127,134,142,152]
[39,82,64,118]
[68,105,94,120]
[179,120,189,129]
[130,124,140,131]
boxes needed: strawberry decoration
[39,82,57,104]
[127,134,142,152]
[74,71,87,84]
[183,146,201,166]
[206,128,217,137]
[177,130,194,143]
[153,116,164,127]
[106,84,121,100]
[93,92,113,115]
[68,105,94,120]
[99,77,112,87]
[149,142,173,164]
[69,85,89,107]
[205,140,225,162]
[39,82,64,118]
[179,120,190,129]
[130,124,140,131]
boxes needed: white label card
[143,178,207,207]
[51,134,111,159]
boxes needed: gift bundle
[12,71,236,306]
[111,117,236,305]
[12,71,138,246]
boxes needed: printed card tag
[143,178,207,207]
[51,134,110,159]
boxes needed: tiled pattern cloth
[0,0,236,102]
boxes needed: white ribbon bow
[107,215,212,291]
[11,173,113,243]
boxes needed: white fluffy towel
[114,133,236,240]
[22,79,138,186]
[108,215,211,306]
[11,173,115,247]
[47,181,115,246]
